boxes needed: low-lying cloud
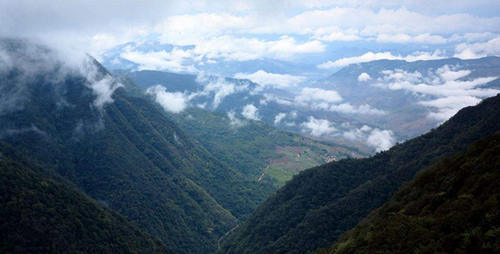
[273,112,287,125]
[295,87,385,115]
[301,116,337,137]
[227,110,246,127]
[375,65,499,120]
[120,47,198,73]
[242,104,260,121]
[343,125,395,152]
[318,50,445,69]
[234,70,306,89]
[358,72,371,82]
[146,85,188,113]
[295,87,342,104]
[454,36,500,59]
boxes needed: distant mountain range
[115,56,500,153]
[1,38,499,254]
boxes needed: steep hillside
[170,108,363,188]
[322,132,500,254]
[0,143,170,254]
[220,93,500,254]
[0,39,268,253]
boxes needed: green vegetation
[0,40,275,253]
[0,143,170,254]
[321,132,500,254]
[170,108,363,188]
[219,94,500,254]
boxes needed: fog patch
[375,65,499,121]
[146,85,188,113]
[358,72,371,82]
[301,117,336,137]
[343,125,395,152]
[274,112,287,125]
[194,72,249,109]
[242,104,260,121]
[227,111,246,128]
[0,124,48,139]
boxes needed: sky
[1,0,500,77]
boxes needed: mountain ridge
[321,131,500,253]
[219,93,500,253]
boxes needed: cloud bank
[146,85,189,113]
[375,65,499,120]
[234,70,306,89]
[318,50,445,69]
[242,104,260,120]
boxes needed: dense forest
[220,94,500,253]
[1,38,499,254]
[0,143,170,253]
[0,39,269,253]
[321,131,500,253]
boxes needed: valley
[1,2,499,253]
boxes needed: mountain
[101,41,317,78]
[118,56,500,153]
[169,107,364,188]
[117,70,367,187]
[0,142,170,254]
[219,93,500,254]
[0,39,270,253]
[118,69,374,152]
[322,131,500,254]
[318,56,500,139]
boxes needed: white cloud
[318,50,445,69]
[288,7,500,36]
[87,75,122,109]
[155,13,251,45]
[146,85,188,113]
[329,103,386,115]
[203,79,237,108]
[242,104,260,120]
[194,73,250,109]
[454,36,500,59]
[120,47,198,73]
[3,1,500,65]
[234,70,306,89]
[366,128,395,152]
[343,125,395,152]
[294,87,385,115]
[358,72,371,82]
[192,35,325,62]
[78,57,123,109]
[227,110,246,127]
[311,26,361,41]
[436,65,471,81]
[301,116,337,137]
[376,66,499,121]
[375,33,447,44]
[260,93,293,106]
[419,96,481,121]
[274,112,287,125]
[295,87,342,104]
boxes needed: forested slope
[0,143,171,254]
[220,93,500,254]
[322,132,500,254]
[0,38,269,253]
